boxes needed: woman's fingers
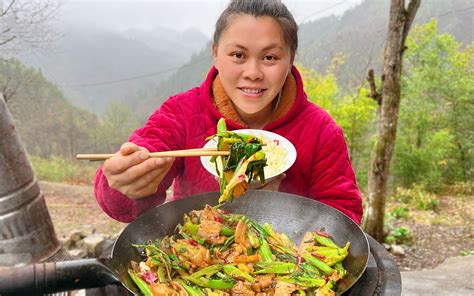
[114,157,173,185]
[120,142,148,156]
[103,149,150,175]
[258,173,286,191]
[126,162,174,199]
[101,142,175,199]
[127,158,173,189]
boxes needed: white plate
[200,129,297,184]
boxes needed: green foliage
[393,20,474,191]
[299,59,378,188]
[30,155,97,185]
[389,205,410,220]
[444,182,473,196]
[0,58,144,189]
[392,185,439,211]
[1,58,100,159]
[385,226,413,245]
[92,102,140,153]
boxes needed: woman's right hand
[102,142,175,200]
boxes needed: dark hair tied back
[214,0,298,54]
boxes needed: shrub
[443,182,473,196]
[29,155,97,185]
[389,205,410,219]
[392,185,439,211]
[385,226,413,245]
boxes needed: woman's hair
[213,0,298,54]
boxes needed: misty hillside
[19,25,209,114]
[297,0,473,86]
[122,27,209,61]
[145,0,473,112]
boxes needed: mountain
[122,27,209,63]
[19,25,210,114]
[1,59,98,158]
[147,0,473,111]
[297,0,473,87]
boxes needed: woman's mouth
[239,87,266,97]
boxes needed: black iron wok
[0,191,369,295]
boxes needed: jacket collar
[200,65,307,130]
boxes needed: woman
[94,0,363,224]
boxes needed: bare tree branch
[402,0,422,49]
[0,34,15,46]
[0,0,61,56]
[367,69,382,106]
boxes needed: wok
[0,191,369,295]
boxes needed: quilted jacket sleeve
[308,120,363,224]
[94,96,185,223]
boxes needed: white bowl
[200,129,297,185]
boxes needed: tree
[300,60,378,186]
[0,0,60,57]
[93,103,140,153]
[364,0,422,241]
[393,20,474,189]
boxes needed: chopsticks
[76,147,228,161]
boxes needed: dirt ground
[388,195,474,271]
[40,181,474,271]
[40,181,126,239]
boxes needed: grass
[30,155,98,185]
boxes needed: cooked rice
[262,138,288,177]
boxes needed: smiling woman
[93,0,363,234]
[213,14,292,128]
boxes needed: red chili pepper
[221,209,229,214]
[311,252,326,260]
[297,255,305,264]
[214,216,224,223]
[316,231,330,238]
[189,239,199,246]
[141,271,157,284]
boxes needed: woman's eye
[232,53,244,59]
[264,55,276,61]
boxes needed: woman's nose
[243,61,263,80]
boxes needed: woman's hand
[258,173,286,191]
[102,142,175,199]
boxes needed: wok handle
[0,258,120,295]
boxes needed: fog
[61,0,362,36]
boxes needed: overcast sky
[61,0,362,36]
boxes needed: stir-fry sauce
[129,205,350,296]
[208,118,268,204]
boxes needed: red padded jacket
[94,66,363,224]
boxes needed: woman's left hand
[258,173,286,191]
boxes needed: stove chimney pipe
[0,94,60,266]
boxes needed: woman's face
[213,14,293,125]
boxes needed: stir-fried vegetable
[207,118,268,203]
[129,205,350,295]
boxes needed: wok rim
[111,191,369,295]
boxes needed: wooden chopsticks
[76,147,228,161]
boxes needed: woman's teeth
[241,88,263,94]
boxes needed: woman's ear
[212,43,219,68]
